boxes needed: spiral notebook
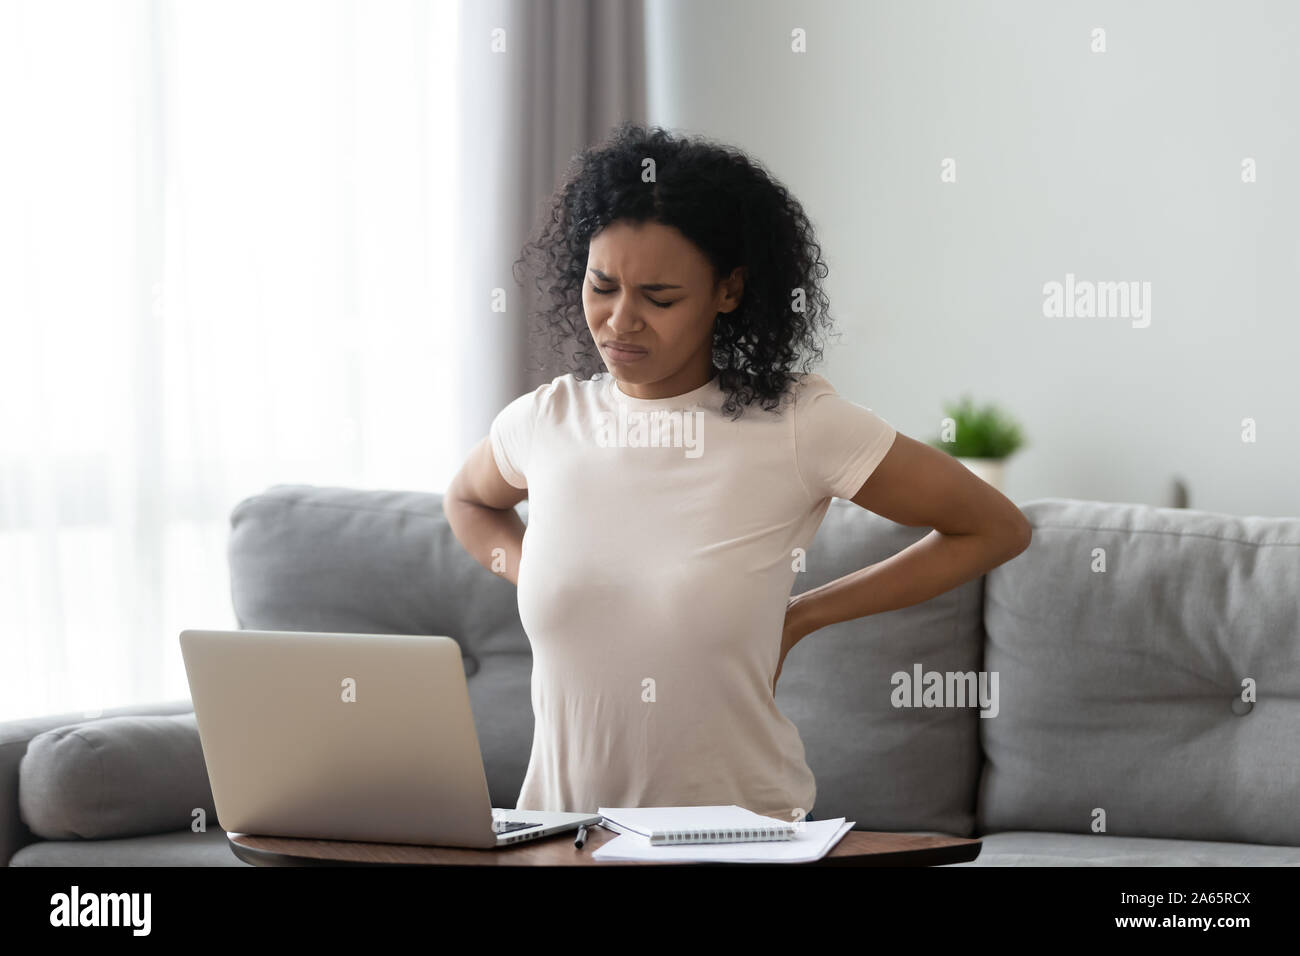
[592,805,854,863]
[598,804,799,845]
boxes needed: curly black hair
[512,122,838,419]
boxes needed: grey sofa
[6,484,1299,866]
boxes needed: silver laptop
[179,628,599,848]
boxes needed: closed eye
[590,283,674,308]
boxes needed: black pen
[574,824,588,848]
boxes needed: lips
[602,341,649,362]
[602,341,647,354]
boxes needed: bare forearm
[789,527,1027,639]
[444,497,526,586]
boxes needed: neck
[612,345,715,401]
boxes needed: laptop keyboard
[492,819,543,834]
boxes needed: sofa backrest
[980,498,1300,846]
[229,484,987,834]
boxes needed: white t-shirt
[489,369,897,823]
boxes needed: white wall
[646,0,1299,516]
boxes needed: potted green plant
[928,394,1026,492]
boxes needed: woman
[444,123,1031,826]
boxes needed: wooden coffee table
[228,824,980,867]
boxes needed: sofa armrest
[0,699,194,865]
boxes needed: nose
[605,294,643,334]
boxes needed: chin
[604,364,652,381]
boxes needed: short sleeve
[793,374,897,501]
[488,382,551,490]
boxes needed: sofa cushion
[228,484,526,658]
[19,712,217,840]
[949,831,1300,866]
[9,825,250,866]
[0,699,196,867]
[768,497,986,836]
[977,498,1300,846]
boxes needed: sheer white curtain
[0,0,462,721]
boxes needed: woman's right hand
[444,436,528,585]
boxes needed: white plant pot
[956,457,1006,492]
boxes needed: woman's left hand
[771,596,812,695]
